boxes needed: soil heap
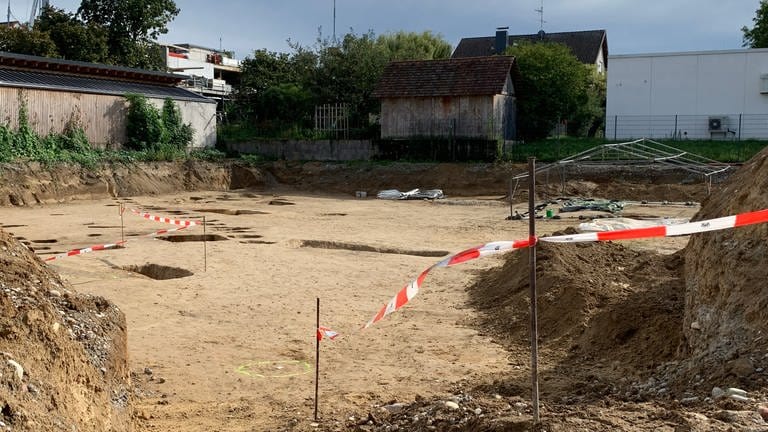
[0,230,130,431]
[469,239,685,397]
[683,147,768,384]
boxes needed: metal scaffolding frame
[509,138,733,199]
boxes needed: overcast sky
[7,0,761,60]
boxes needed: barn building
[0,51,216,148]
[373,56,518,141]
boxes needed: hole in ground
[240,240,276,244]
[32,239,58,244]
[321,213,347,216]
[1,224,27,228]
[88,234,102,237]
[238,234,263,238]
[88,225,121,229]
[269,200,295,206]
[157,234,229,242]
[292,240,449,257]
[123,264,193,280]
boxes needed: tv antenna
[534,0,545,32]
[332,0,337,43]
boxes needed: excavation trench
[291,239,449,257]
[123,264,194,280]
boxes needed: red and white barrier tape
[364,208,768,328]
[541,208,768,243]
[130,209,198,227]
[44,241,126,262]
[44,215,194,262]
[364,239,533,328]
[141,225,189,238]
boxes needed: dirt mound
[682,147,768,385]
[468,240,685,397]
[0,229,130,431]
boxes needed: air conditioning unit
[708,116,724,131]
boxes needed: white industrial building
[606,48,768,140]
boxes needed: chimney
[495,27,509,54]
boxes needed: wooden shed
[373,56,518,140]
[0,51,217,148]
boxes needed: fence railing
[606,114,768,141]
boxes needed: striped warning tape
[129,209,198,227]
[44,213,195,262]
[141,224,189,238]
[541,208,768,243]
[364,208,768,328]
[364,239,533,328]
[44,241,126,262]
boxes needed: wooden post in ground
[528,157,540,424]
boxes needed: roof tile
[373,56,516,98]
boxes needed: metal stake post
[314,297,320,421]
[203,216,207,272]
[528,157,541,424]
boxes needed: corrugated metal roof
[452,30,608,67]
[373,56,516,98]
[0,51,186,84]
[0,68,215,103]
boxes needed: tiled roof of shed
[373,56,516,98]
[0,68,214,103]
[452,29,607,66]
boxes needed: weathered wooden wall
[0,87,216,148]
[380,95,513,139]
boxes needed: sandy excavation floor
[0,190,699,431]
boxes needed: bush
[125,93,163,151]
[161,98,194,149]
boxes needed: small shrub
[125,93,163,151]
[161,98,195,149]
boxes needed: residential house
[0,51,217,148]
[373,56,518,140]
[606,48,768,140]
[161,43,241,103]
[453,28,608,74]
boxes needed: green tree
[0,26,58,57]
[506,41,591,140]
[35,6,109,63]
[77,0,179,69]
[230,29,452,135]
[313,31,389,124]
[743,1,768,48]
[377,31,452,61]
[568,67,606,137]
